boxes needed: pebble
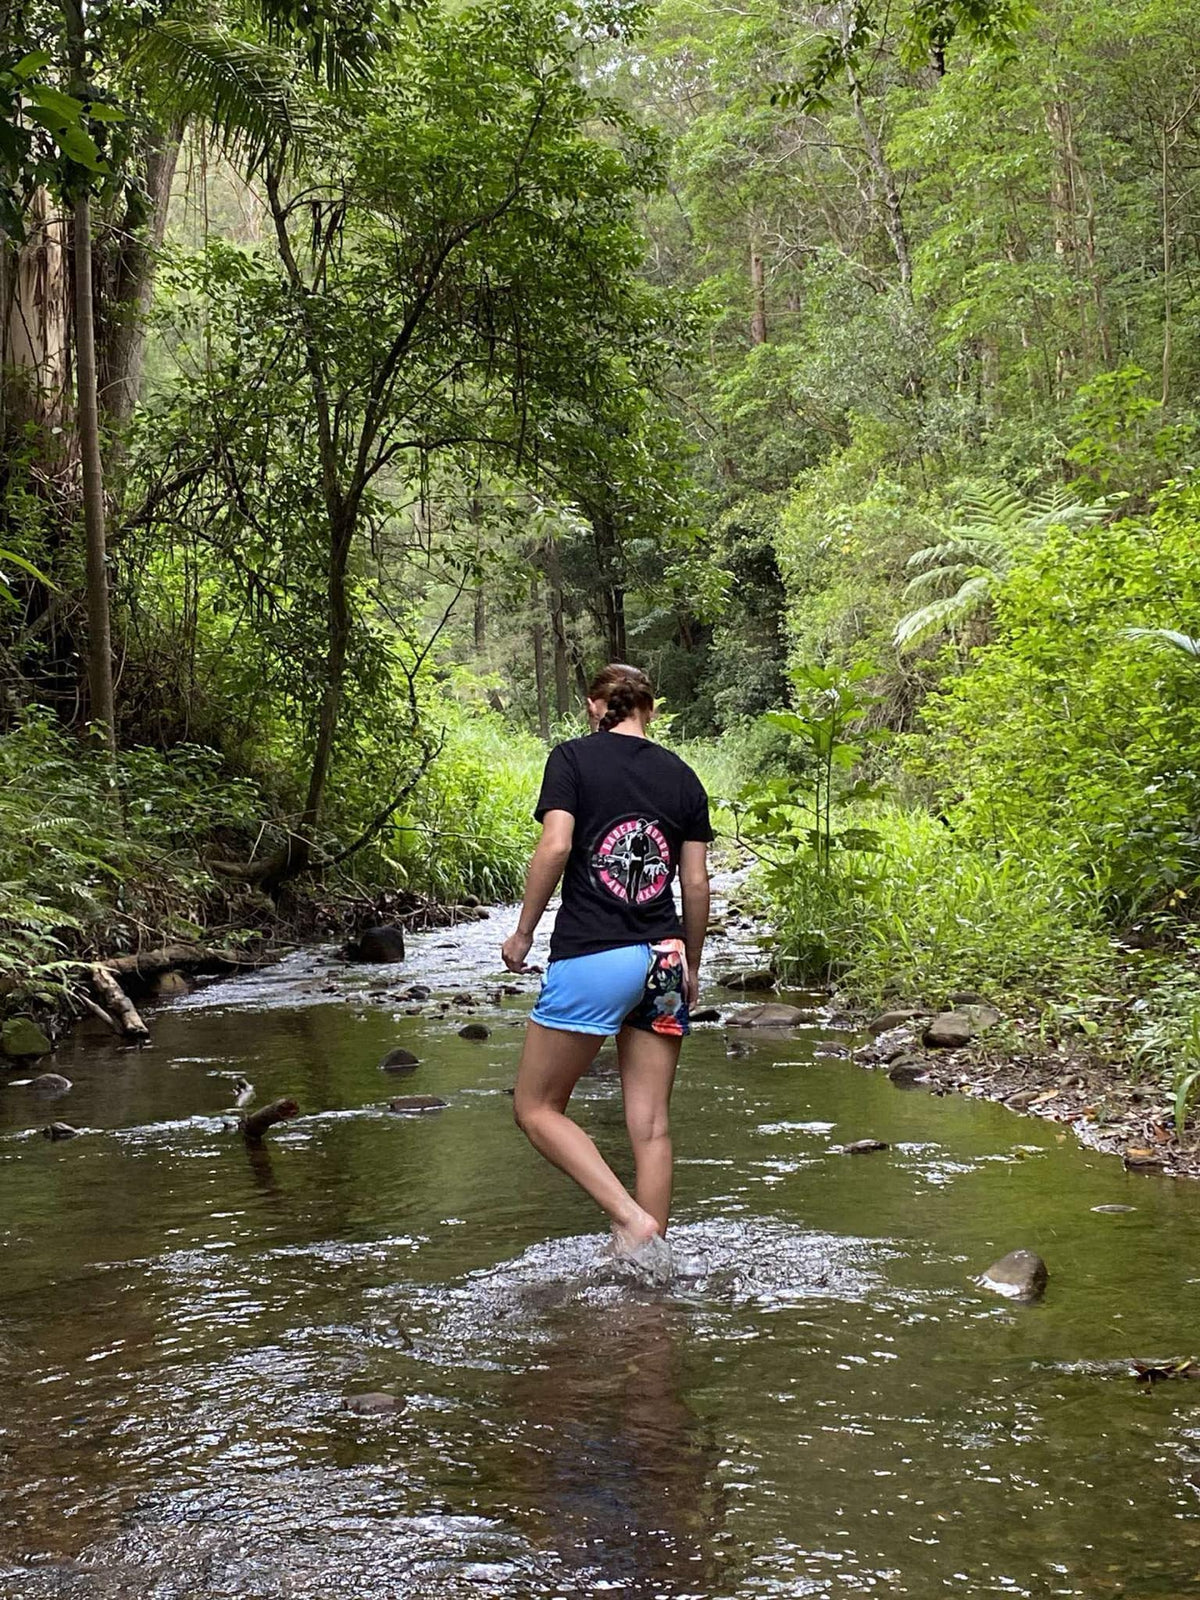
[1092,1204,1137,1214]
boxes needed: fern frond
[901,562,978,601]
[894,575,992,651]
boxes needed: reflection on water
[2,904,1200,1596]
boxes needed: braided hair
[588,662,655,733]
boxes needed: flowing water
[3,900,1200,1598]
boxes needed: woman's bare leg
[616,1025,681,1234]
[512,1021,660,1252]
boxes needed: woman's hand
[501,928,534,973]
[684,964,700,1009]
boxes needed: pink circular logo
[591,817,671,904]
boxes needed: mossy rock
[2,1017,52,1059]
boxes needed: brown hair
[588,662,655,733]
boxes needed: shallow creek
[2,899,1200,1598]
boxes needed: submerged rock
[727,1003,814,1028]
[1092,1204,1137,1214]
[380,1048,420,1072]
[403,984,431,1002]
[689,1006,722,1023]
[42,1122,81,1141]
[149,970,190,998]
[343,1392,400,1415]
[1,1017,52,1059]
[28,1072,71,1096]
[924,1005,1001,1049]
[979,1248,1048,1301]
[843,1138,889,1155]
[458,1022,490,1041]
[717,968,776,991]
[388,1095,448,1114]
[1004,1088,1041,1110]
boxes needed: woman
[501,663,713,1260]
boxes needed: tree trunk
[301,515,353,844]
[544,540,571,716]
[591,509,626,660]
[749,239,767,345]
[844,56,912,292]
[94,129,182,428]
[473,587,486,653]
[1,190,72,436]
[531,576,550,739]
[72,193,116,750]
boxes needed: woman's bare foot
[610,1206,662,1258]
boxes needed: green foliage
[0,712,265,1005]
[918,481,1200,920]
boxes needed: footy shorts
[530,939,689,1038]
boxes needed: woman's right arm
[501,810,575,972]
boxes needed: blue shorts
[530,939,690,1038]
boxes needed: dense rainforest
[2,0,1199,1106]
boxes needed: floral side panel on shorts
[625,937,690,1037]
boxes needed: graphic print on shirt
[590,816,671,905]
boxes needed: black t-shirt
[534,732,714,961]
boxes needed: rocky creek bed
[3,882,1200,1597]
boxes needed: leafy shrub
[917,482,1200,921]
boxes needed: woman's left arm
[501,810,575,972]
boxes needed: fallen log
[103,945,265,983]
[77,991,123,1034]
[239,1097,299,1144]
[90,964,150,1041]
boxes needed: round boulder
[458,1022,490,1041]
[978,1249,1048,1302]
[380,1048,420,1073]
[924,1004,1001,1049]
[347,925,406,963]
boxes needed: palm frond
[1123,627,1200,661]
[894,575,992,652]
[133,21,304,169]
[257,0,384,92]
